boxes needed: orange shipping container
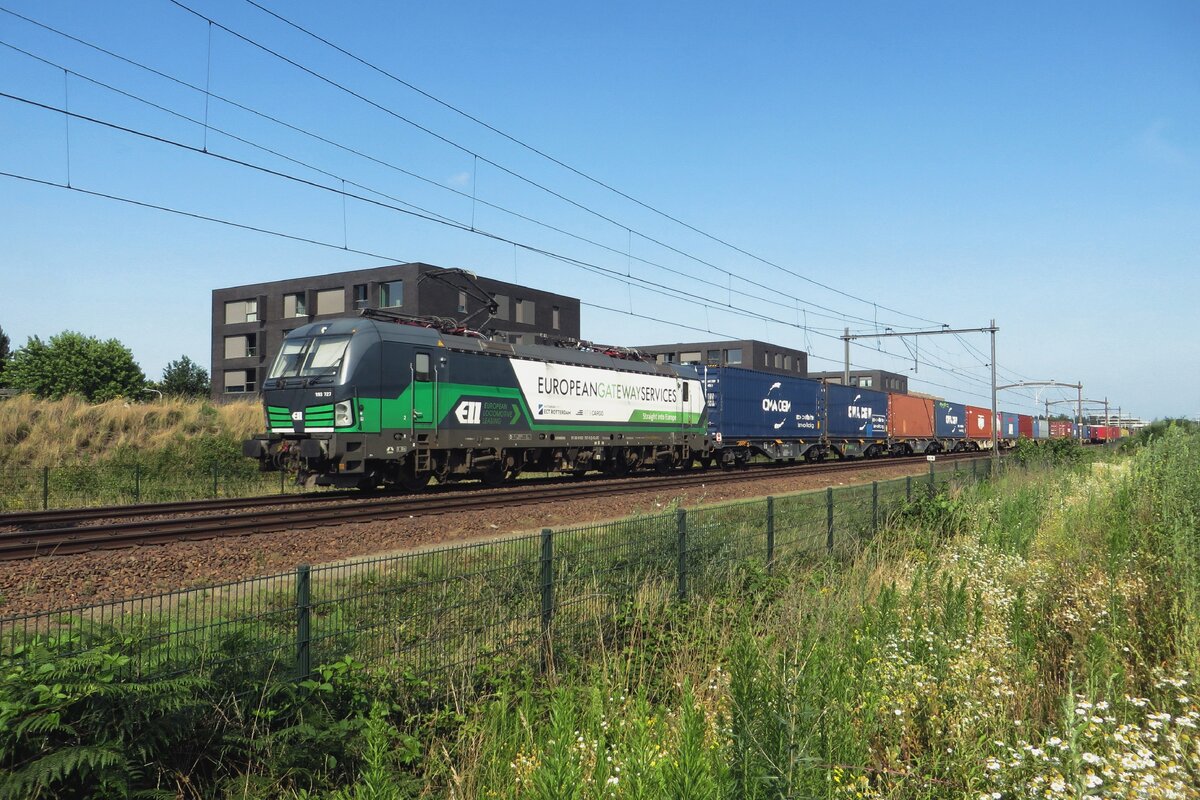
[888,393,934,438]
[965,405,994,439]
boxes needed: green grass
[12,438,1200,799]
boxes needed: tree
[0,324,9,384]
[5,331,145,402]
[159,355,210,398]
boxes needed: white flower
[1085,773,1103,788]
[1081,752,1103,765]
[606,776,619,786]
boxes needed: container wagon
[702,367,824,465]
[888,393,937,455]
[824,383,889,458]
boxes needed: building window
[224,299,257,324]
[763,352,770,367]
[860,376,873,388]
[725,348,742,365]
[492,293,509,320]
[680,351,701,364]
[706,349,720,364]
[784,355,792,371]
[457,291,468,314]
[774,354,783,369]
[515,299,535,324]
[284,293,307,318]
[224,333,257,359]
[552,305,560,330]
[380,280,403,308]
[223,368,256,394]
[316,288,344,316]
[353,284,368,309]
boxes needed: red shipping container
[965,405,993,439]
[1018,414,1034,439]
[1049,420,1073,438]
[888,393,934,438]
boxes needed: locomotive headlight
[335,400,354,427]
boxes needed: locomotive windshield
[268,334,352,379]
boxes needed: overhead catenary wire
[0,5,1077,407]
[0,9,907,333]
[237,0,946,328]
[0,84,1045,411]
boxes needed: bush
[5,332,144,403]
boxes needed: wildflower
[1085,773,1103,788]
[1081,752,1103,766]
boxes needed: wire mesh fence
[0,463,311,511]
[0,456,1000,691]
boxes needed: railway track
[0,452,993,560]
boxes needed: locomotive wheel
[480,463,505,487]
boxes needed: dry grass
[0,394,262,469]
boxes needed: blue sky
[1,0,1196,420]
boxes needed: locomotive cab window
[268,334,351,379]
[414,352,431,382]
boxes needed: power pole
[841,321,1000,472]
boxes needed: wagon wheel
[399,469,431,492]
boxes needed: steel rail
[0,452,992,561]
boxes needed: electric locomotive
[243,313,710,489]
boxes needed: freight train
[243,313,1082,489]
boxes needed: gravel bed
[0,460,942,618]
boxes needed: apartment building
[634,339,809,379]
[212,262,579,398]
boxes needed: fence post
[766,496,775,574]
[540,528,554,672]
[676,508,688,601]
[295,564,312,680]
[906,475,912,502]
[826,487,834,552]
[212,465,219,499]
[872,481,879,536]
[134,464,141,504]
[280,467,286,495]
[972,457,978,481]
[42,466,49,510]
[928,461,935,498]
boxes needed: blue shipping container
[935,401,967,438]
[824,383,888,439]
[703,367,822,441]
[1034,419,1050,439]
[1001,412,1020,438]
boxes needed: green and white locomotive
[243,313,710,489]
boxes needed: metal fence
[0,463,306,511]
[0,457,996,689]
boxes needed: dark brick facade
[633,339,808,379]
[808,370,908,394]
[211,262,579,398]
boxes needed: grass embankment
[0,395,265,509]
[0,394,262,470]
[418,429,1200,799]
